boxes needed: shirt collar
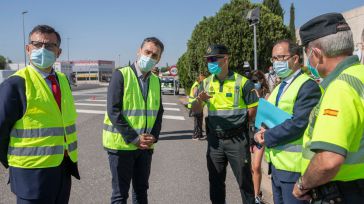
[30,63,55,79]
[321,55,360,89]
[133,62,151,80]
[213,69,235,81]
[283,69,301,84]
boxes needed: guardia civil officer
[292,13,364,203]
[192,44,258,204]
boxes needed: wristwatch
[296,176,308,191]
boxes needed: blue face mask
[207,62,222,75]
[138,55,157,72]
[307,50,321,78]
[30,48,56,69]
[273,61,292,79]
[254,82,261,90]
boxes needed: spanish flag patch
[323,109,339,117]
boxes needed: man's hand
[254,127,266,146]
[137,134,156,150]
[197,91,212,102]
[292,183,311,201]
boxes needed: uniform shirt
[106,63,164,148]
[199,70,258,132]
[308,56,364,157]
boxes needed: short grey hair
[308,30,354,57]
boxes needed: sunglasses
[206,56,224,63]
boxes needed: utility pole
[22,11,28,68]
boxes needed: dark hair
[28,25,61,46]
[140,37,164,54]
[251,70,270,97]
[273,39,302,63]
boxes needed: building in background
[7,60,115,84]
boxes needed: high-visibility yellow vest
[302,62,364,181]
[187,81,199,109]
[103,66,161,150]
[265,73,311,172]
[202,72,253,130]
[8,66,78,168]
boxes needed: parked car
[161,77,179,95]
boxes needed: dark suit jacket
[264,72,322,182]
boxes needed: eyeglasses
[206,56,224,63]
[30,41,59,50]
[270,55,292,63]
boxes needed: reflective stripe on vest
[8,141,77,156]
[10,124,76,138]
[265,73,312,172]
[103,124,153,136]
[103,66,160,150]
[8,66,78,168]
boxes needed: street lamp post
[22,11,28,68]
[246,7,260,71]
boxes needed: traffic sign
[169,66,178,76]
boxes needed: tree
[263,0,284,19]
[176,0,290,89]
[0,55,7,70]
[289,3,296,42]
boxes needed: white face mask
[137,55,157,72]
[354,48,362,62]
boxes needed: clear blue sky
[1,0,363,67]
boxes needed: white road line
[83,99,107,102]
[75,103,106,107]
[163,115,185,120]
[72,93,106,96]
[77,109,105,114]
[164,107,180,111]
[162,102,178,106]
[77,109,185,121]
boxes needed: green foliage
[177,0,290,89]
[0,55,6,70]
[289,3,296,42]
[263,0,284,19]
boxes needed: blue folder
[255,98,292,129]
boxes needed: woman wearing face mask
[250,70,270,204]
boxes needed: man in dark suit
[0,25,79,204]
[255,39,322,204]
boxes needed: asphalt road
[0,86,272,204]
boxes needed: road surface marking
[164,107,180,111]
[77,109,185,121]
[162,102,178,106]
[76,109,105,114]
[75,103,106,107]
[84,99,107,102]
[163,115,185,120]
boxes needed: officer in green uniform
[188,73,206,140]
[292,13,364,203]
[192,44,258,204]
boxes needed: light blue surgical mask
[138,55,157,72]
[207,62,222,75]
[273,61,292,79]
[307,50,321,78]
[254,82,261,90]
[30,48,56,69]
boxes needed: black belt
[311,179,364,203]
[213,127,245,139]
